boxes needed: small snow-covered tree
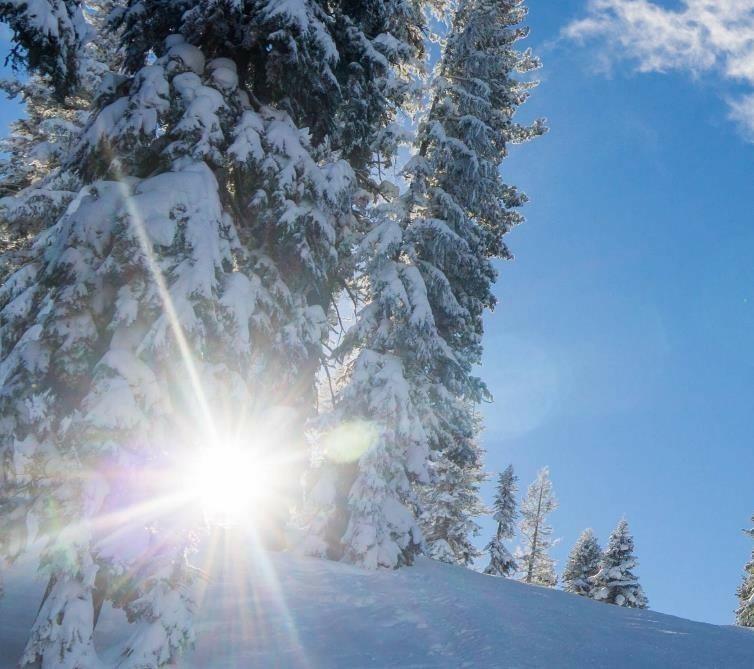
[562,528,601,597]
[591,519,648,609]
[420,436,486,566]
[736,516,754,627]
[484,464,518,577]
[516,467,558,586]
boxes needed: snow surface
[2,541,754,668]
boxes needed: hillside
[2,543,754,668]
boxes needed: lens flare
[322,420,378,464]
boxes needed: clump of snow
[207,58,238,91]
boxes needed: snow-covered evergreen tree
[736,516,754,627]
[420,435,486,566]
[331,0,429,192]
[591,519,648,609]
[0,0,377,662]
[295,0,443,567]
[302,198,450,568]
[516,467,558,586]
[1,0,120,279]
[5,73,264,664]
[0,0,91,98]
[484,464,518,576]
[304,0,544,570]
[562,528,601,597]
[405,0,545,563]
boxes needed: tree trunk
[525,484,544,584]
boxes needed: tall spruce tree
[0,0,429,662]
[591,519,648,609]
[736,516,754,627]
[305,0,545,569]
[296,0,442,567]
[406,0,545,563]
[484,464,518,576]
[562,528,601,597]
[516,467,558,586]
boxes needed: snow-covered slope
[2,543,754,668]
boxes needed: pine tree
[310,0,545,570]
[0,0,91,98]
[484,464,518,577]
[7,84,262,664]
[420,436,486,566]
[1,0,121,276]
[295,0,445,568]
[516,467,558,586]
[303,199,451,568]
[591,519,648,609]
[736,516,754,626]
[1,0,376,663]
[404,0,545,562]
[562,528,601,597]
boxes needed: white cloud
[729,93,754,141]
[564,0,754,138]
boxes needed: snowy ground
[2,537,754,668]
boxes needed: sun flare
[185,445,280,527]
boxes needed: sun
[185,444,279,527]
[174,407,302,529]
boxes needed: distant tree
[591,519,648,609]
[562,529,601,597]
[516,467,558,586]
[736,516,754,627]
[420,438,487,567]
[484,465,518,576]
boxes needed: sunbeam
[113,164,218,442]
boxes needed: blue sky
[2,0,754,626]
[478,0,754,625]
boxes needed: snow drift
[2,538,754,668]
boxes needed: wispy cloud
[564,0,754,139]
